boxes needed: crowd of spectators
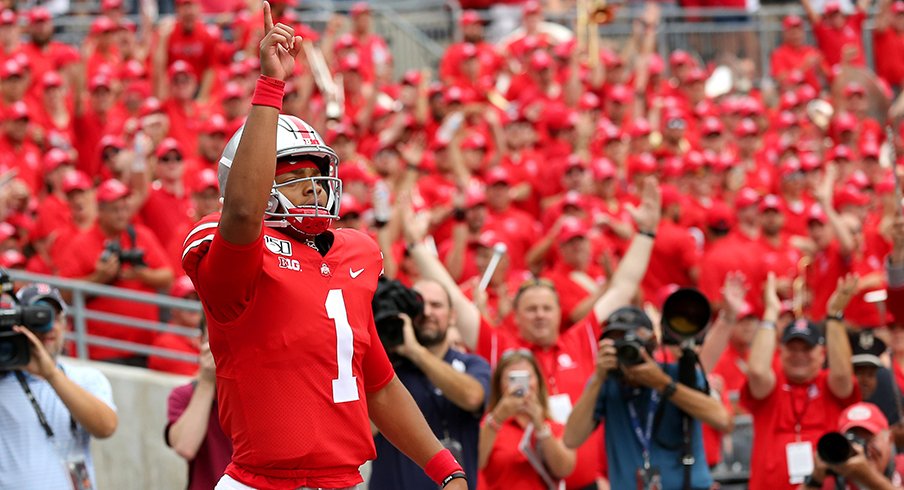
[3,0,904,487]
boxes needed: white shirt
[0,359,116,490]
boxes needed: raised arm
[219,2,303,245]
[402,203,482,351]
[825,274,857,399]
[801,0,820,26]
[591,176,661,322]
[816,165,856,257]
[747,273,780,399]
[167,343,217,460]
[700,272,746,373]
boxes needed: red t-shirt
[163,98,205,158]
[148,333,199,376]
[543,261,606,332]
[480,418,567,490]
[166,382,233,490]
[58,222,171,360]
[642,220,700,299]
[760,234,801,288]
[182,215,395,489]
[166,21,218,81]
[806,241,853,320]
[477,314,606,488]
[741,369,860,490]
[770,44,822,91]
[0,136,43,194]
[139,182,193,248]
[485,206,540,272]
[874,27,904,87]
[813,11,867,67]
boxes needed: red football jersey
[182,214,395,489]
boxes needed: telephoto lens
[817,432,856,465]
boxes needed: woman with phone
[478,350,576,489]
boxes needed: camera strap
[15,369,76,439]
[627,389,659,469]
[126,224,137,249]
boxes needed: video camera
[0,271,55,369]
[372,277,424,350]
[101,240,146,267]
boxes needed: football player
[182,4,468,489]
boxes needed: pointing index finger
[263,1,274,33]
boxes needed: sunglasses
[160,155,183,163]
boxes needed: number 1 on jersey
[326,289,359,403]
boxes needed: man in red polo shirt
[58,179,174,364]
[742,273,859,490]
[19,7,80,84]
[139,137,193,247]
[0,101,42,194]
[162,60,206,158]
[771,15,823,92]
[161,0,218,98]
[542,218,608,331]
[408,178,662,490]
[440,11,501,85]
[805,177,857,319]
[484,167,541,272]
[802,0,868,68]
[759,195,802,299]
[873,0,904,89]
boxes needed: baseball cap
[529,51,554,71]
[89,74,113,91]
[781,318,825,346]
[485,167,512,186]
[350,2,371,16]
[155,138,183,159]
[849,330,886,368]
[17,283,68,314]
[41,71,63,88]
[43,148,73,172]
[783,14,804,28]
[99,134,125,152]
[27,7,51,24]
[202,114,228,135]
[168,60,195,80]
[591,157,616,180]
[735,188,760,209]
[838,402,889,435]
[835,112,858,133]
[0,59,22,79]
[96,179,131,203]
[0,9,16,26]
[604,306,654,335]
[340,193,366,217]
[861,142,881,160]
[735,118,759,137]
[62,171,92,193]
[90,16,117,34]
[560,217,587,243]
[669,50,693,68]
[5,101,28,121]
[759,194,783,212]
[824,2,842,14]
[894,1,904,14]
[464,187,486,208]
[835,186,869,209]
[192,168,219,194]
[460,10,481,25]
[828,145,853,162]
[706,202,733,232]
[523,0,541,15]
[808,205,828,225]
[609,84,633,104]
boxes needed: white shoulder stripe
[182,222,219,247]
[182,234,215,260]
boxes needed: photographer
[563,306,732,490]
[58,178,174,365]
[369,279,490,490]
[742,273,860,490]
[0,284,118,489]
[802,403,902,489]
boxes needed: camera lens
[0,339,14,363]
[817,432,855,465]
[616,341,643,366]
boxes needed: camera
[614,331,646,367]
[372,277,424,350]
[508,370,530,397]
[661,288,711,346]
[101,240,146,267]
[0,274,55,369]
[817,431,869,465]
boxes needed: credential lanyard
[788,383,813,440]
[627,389,660,469]
[15,370,76,439]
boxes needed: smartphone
[508,370,530,397]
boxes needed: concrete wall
[64,358,190,490]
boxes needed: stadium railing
[7,269,202,366]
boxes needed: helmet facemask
[266,156,343,236]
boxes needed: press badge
[635,466,662,490]
[785,441,814,484]
[548,394,573,424]
[66,456,93,490]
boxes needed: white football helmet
[219,115,342,235]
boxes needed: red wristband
[251,75,286,110]
[424,449,463,485]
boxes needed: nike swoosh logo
[350,268,364,278]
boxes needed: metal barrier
[7,269,202,365]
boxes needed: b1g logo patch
[265,236,293,256]
[278,257,301,272]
